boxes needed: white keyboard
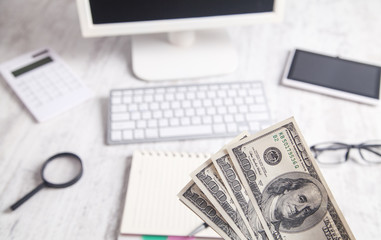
[108,81,271,144]
[0,48,92,122]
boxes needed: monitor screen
[89,0,274,24]
[77,0,282,37]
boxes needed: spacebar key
[160,125,213,138]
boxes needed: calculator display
[12,57,53,77]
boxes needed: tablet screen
[288,50,381,99]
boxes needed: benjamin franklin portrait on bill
[260,172,328,233]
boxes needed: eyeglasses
[310,140,381,165]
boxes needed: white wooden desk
[1,0,381,239]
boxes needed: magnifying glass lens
[43,155,82,185]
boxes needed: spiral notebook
[119,151,220,240]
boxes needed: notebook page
[120,151,220,238]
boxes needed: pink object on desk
[168,237,195,240]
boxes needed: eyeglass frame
[310,141,381,165]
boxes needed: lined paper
[120,151,220,238]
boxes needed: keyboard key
[239,105,248,113]
[238,124,249,132]
[112,113,130,121]
[247,112,269,121]
[134,129,145,139]
[196,92,206,98]
[146,129,159,138]
[140,103,149,111]
[206,107,216,115]
[174,109,184,117]
[111,97,122,104]
[203,99,212,107]
[112,105,127,113]
[155,94,164,101]
[213,124,226,133]
[185,108,195,116]
[128,103,138,111]
[249,122,260,131]
[153,111,163,119]
[148,120,158,128]
[131,112,141,120]
[171,101,181,108]
[170,118,180,126]
[144,95,154,102]
[203,116,212,124]
[227,123,238,133]
[122,130,133,140]
[159,119,169,127]
[191,116,202,125]
[164,110,173,118]
[227,105,238,113]
[142,112,151,119]
[217,106,227,114]
[112,121,135,130]
[166,93,175,101]
[133,95,143,102]
[196,108,206,116]
[182,100,191,108]
[186,92,196,99]
[111,131,122,141]
[249,105,267,112]
[161,102,170,109]
[150,102,159,110]
[123,96,132,103]
[181,117,191,125]
[213,115,223,123]
[224,98,233,105]
[224,115,234,123]
[160,125,213,138]
[176,93,185,100]
[137,121,147,128]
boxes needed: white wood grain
[1,0,381,239]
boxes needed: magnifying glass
[10,152,83,211]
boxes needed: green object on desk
[142,236,167,240]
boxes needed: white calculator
[0,48,93,122]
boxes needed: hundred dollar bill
[212,149,269,240]
[178,180,242,240]
[191,159,253,240]
[191,132,254,240]
[227,117,356,240]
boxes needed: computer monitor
[76,0,283,81]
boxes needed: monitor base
[131,29,238,81]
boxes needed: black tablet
[282,49,381,105]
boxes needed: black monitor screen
[288,50,381,99]
[89,0,274,24]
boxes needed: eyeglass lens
[359,140,381,164]
[311,141,381,164]
[311,142,349,164]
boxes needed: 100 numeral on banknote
[178,181,242,240]
[227,117,355,240]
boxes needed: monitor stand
[131,29,238,81]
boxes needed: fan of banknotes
[178,117,355,240]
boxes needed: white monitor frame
[76,0,284,37]
[76,0,284,81]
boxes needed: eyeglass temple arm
[361,146,381,157]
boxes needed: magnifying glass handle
[10,183,45,211]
